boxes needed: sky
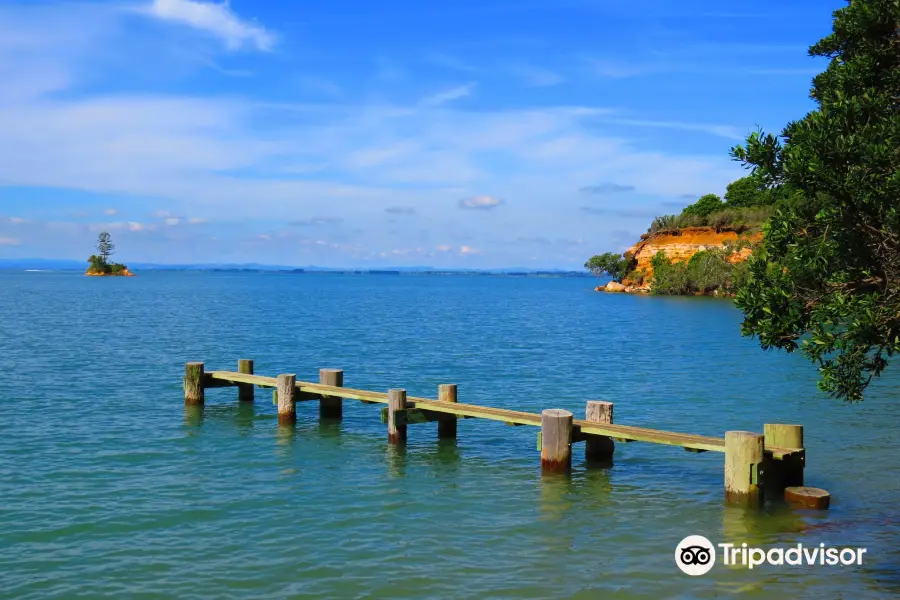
[0,0,837,268]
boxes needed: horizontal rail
[204,370,802,459]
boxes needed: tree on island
[87,231,129,275]
[731,0,899,401]
[97,231,114,263]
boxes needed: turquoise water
[1,271,898,598]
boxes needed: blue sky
[0,0,835,268]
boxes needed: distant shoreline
[4,267,592,279]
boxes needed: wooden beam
[202,370,804,459]
[380,407,457,425]
[202,377,237,389]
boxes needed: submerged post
[764,423,804,488]
[438,384,458,440]
[584,401,615,463]
[277,374,297,425]
[184,362,204,406]
[724,431,764,507]
[388,388,407,444]
[238,359,254,403]
[319,369,344,419]
[541,409,573,474]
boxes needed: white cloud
[188,217,207,224]
[0,236,20,246]
[104,208,118,215]
[165,217,181,226]
[6,217,27,225]
[459,245,480,255]
[141,0,277,51]
[459,195,503,210]
[419,82,477,107]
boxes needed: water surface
[1,272,897,598]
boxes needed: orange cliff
[595,226,761,293]
[86,269,135,277]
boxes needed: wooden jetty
[184,360,818,507]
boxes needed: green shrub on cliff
[650,252,690,295]
[650,244,751,296]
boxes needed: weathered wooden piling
[541,409,573,473]
[785,486,830,510]
[584,400,615,463]
[764,423,804,488]
[438,384,458,440]
[276,374,297,425]
[725,431,764,507]
[388,389,407,444]
[319,368,344,419]
[184,362,205,406]
[238,359,254,402]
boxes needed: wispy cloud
[385,206,416,215]
[580,206,659,219]
[0,236,20,246]
[580,183,635,194]
[459,195,503,210]
[420,82,477,107]
[591,59,649,79]
[289,217,344,226]
[140,0,277,51]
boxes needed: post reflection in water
[183,405,203,429]
[385,443,407,479]
[235,401,255,436]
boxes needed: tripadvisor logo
[675,535,716,576]
[675,535,868,575]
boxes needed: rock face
[86,269,135,277]
[626,227,760,280]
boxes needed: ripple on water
[0,272,898,598]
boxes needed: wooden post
[541,409,573,473]
[785,486,830,510]
[764,423,804,487]
[184,362,204,406]
[388,388,407,445]
[277,374,296,425]
[319,368,344,419]
[438,384,458,440]
[238,359,254,403]
[584,400,615,463]
[725,431,764,507]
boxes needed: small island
[86,232,134,276]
